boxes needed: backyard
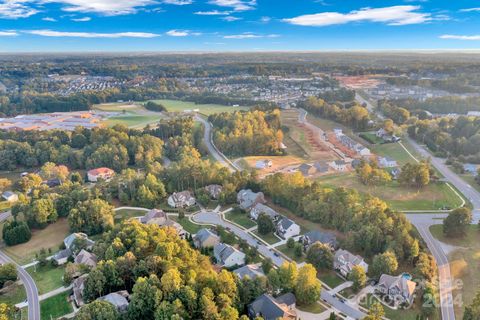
[430,224,480,319]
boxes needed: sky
[0,0,479,52]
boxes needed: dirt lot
[281,110,338,162]
[241,156,304,177]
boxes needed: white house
[376,128,387,138]
[250,203,279,221]
[334,249,368,277]
[1,191,18,203]
[87,167,115,182]
[276,218,300,239]
[376,274,416,306]
[214,243,246,268]
[256,159,273,169]
[329,160,347,172]
[378,156,398,168]
[167,191,196,208]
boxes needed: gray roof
[314,162,329,173]
[214,243,243,264]
[249,293,296,320]
[251,203,279,219]
[140,209,167,224]
[303,230,337,247]
[74,249,97,268]
[99,291,129,311]
[298,163,314,176]
[233,264,265,279]
[278,217,296,230]
[64,233,94,250]
[1,191,16,198]
[195,228,219,244]
[237,189,265,209]
[53,248,72,260]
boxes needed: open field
[317,173,464,211]
[150,99,250,115]
[0,283,26,305]
[27,264,65,295]
[372,142,418,166]
[224,210,256,229]
[2,219,69,265]
[104,113,163,128]
[114,208,147,223]
[40,291,73,320]
[92,102,146,112]
[430,224,480,318]
[241,155,304,176]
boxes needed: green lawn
[114,208,148,223]
[169,216,203,234]
[0,283,26,305]
[317,173,464,211]
[277,243,306,262]
[105,114,163,128]
[372,142,418,166]
[40,291,73,320]
[150,99,250,116]
[252,230,281,245]
[297,301,327,314]
[225,210,256,229]
[459,174,480,193]
[360,293,423,320]
[318,270,345,289]
[359,132,384,145]
[26,264,65,295]
[430,224,480,318]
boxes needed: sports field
[150,99,250,115]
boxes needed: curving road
[0,211,40,320]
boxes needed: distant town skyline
[0,0,479,52]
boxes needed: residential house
[314,161,330,174]
[330,160,347,172]
[334,249,369,277]
[378,156,398,168]
[52,248,72,265]
[376,274,416,306]
[250,203,279,221]
[162,219,187,239]
[42,178,62,188]
[351,159,362,169]
[276,218,300,239]
[87,167,115,182]
[464,164,479,176]
[300,230,337,250]
[233,264,265,280]
[256,159,273,169]
[237,189,266,210]
[72,274,88,307]
[248,293,297,320]
[391,168,401,180]
[376,128,387,137]
[205,184,223,199]
[140,209,168,225]
[1,191,18,203]
[298,163,316,177]
[337,132,371,156]
[99,291,130,312]
[194,228,220,249]
[213,243,246,268]
[167,191,196,208]
[74,249,98,268]
[64,233,95,251]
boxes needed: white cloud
[459,8,480,12]
[259,16,270,23]
[27,29,160,37]
[42,16,57,21]
[194,10,230,15]
[440,34,480,41]
[222,15,241,21]
[0,30,18,36]
[39,0,157,15]
[162,0,192,5]
[209,0,256,12]
[283,5,431,26]
[71,16,90,21]
[165,29,200,36]
[224,32,278,39]
[0,1,39,19]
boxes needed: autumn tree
[306,242,333,270]
[76,300,119,320]
[370,251,398,279]
[349,265,367,292]
[68,198,114,235]
[443,207,472,237]
[295,264,322,305]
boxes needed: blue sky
[0,0,479,52]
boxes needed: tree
[414,253,437,282]
[364,301,385,320]
[0,178,12,192]
[0,303,16,320]
[443,207,472,237]
[295,264,322,305]
[370,251,398,279]
[2,220,31,246]
[29,197,57,227]
[68,198,114,235]
[349,265,367,292]
[286,237,295,249]
[277,262,298,293]
[257,214,274,235]
[0,263,17,288]
[128,276,161,320]
[306,242,334,270]
[76,300,119,320]
[463,288,480,320]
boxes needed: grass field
[252,230,281,245]
[26,264,65,295]
[0,283,26,305]
[224,210,256,229]
[430,224,480,318]
[150,99,250,115]
[360,293,423,320]
[105,114,163,128]
[359,132,384,145]
[169,216,203,234]
[40,291,73,320]
[317,173,464,211]
[2,219,69,265]
[318,270,345,289]
[92,102,145,112]
[114,208,148,223]
[277,243,306,262]
[297,301,326,314]
[372,142,418,166]
[459,174,480,193]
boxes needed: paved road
[404,138,480,320]
[355,93,384,120]
[0,250,40,320]
[195,116,240,172]
[192,209,366,319]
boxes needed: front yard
[169,216,203,234]
[252,230,281,245]
[276,243,305,262]
[26,264,65,295]
[224,210,256,229]
[40,291,73,320]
